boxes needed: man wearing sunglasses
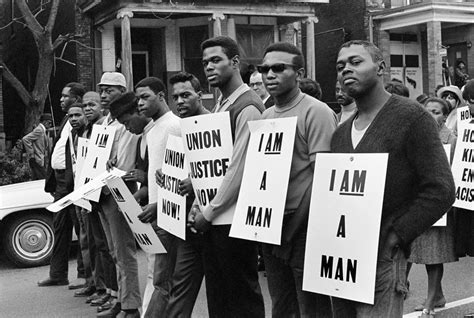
[259,42,337,317]
[189,36,265,317]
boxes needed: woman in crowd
[454,59,469,89]
[408,97,458,318]
[437,85,464,134]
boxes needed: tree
[1,0,76,133]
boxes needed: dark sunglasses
[257,63,296,74]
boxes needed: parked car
[0,179,54,267]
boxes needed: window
[181,25,210,92]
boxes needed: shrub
[0,146,32,186]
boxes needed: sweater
[331,95,455,251]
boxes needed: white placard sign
[451,122,474,211]
[180,112,234,224]
[229,117,297,244]
[433,145,451,226]
[157,135,188,240]
[303,153,388,304]
[76,125,116,202]
[47,169,126,212]
[106,177,166,254]
[74,138,91,211]
[457,106,472,127]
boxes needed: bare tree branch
[46,0,60,33]
[1,62,33,107]
[15,0,43,37]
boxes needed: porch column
[117,10,134,91]
[100,24,116,72]
[211,12,225,37]
[227,16,236,40]
[304,17,318,80]
[426,21,443,95]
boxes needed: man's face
[68,106,87,130]
[172,81,201,118]
[335,81,354,106]
[99,85,123,110]
[336,44,381,99]
[60,87,77,112]
[117,112,148,135]
[82,93,103,123]
[261,51,301,99]
[136,86,162,119]
[202,46,235,88]
[249,73,268,100]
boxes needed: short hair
[109,92,139,119]
[263,42,305,70]
[462,79,474,102]
[300,78,322,100]
[456,59,466,68]
[424,97,450,116]
[416,94,429,105]
[385,81,410,98]
[169,72,202,92]
[68,102,85,111]
[135,77,166,95]
[201,36,239,59]
[338,40,384,63]
[65,82,86,101]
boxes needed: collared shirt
[215,84,250,112]
[141,119,154,159]
[51,120,72,170]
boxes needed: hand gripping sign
[157,135,188,240]
[106,177,166,254]
[180,112,234,224]
[303,153,388,304]
[230,117,297,244]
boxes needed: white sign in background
[157,135,188,240]
[106,177,166,254]
[230,117,297,244]
[180,112,234,225]
[76,125,116,202]
[457,106,473,127]
[451,122,474,211]
[303,153,388,305]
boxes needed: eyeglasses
[257,63,296,74]
[249,82,263,87]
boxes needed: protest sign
[180,112,234,224]
[303,153,388,304]
[457,106,472,127]
[451,122,474,211]
[157,135,188,240]
[47,169,125,212]
[73,137,91,211]
[76,125,116,202]
[106,177,166,254]
[433,145,451,226]
[229,117,297,244]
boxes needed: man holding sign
[331,40,455,317]
[190,36,266,317]
[259,42,337,317]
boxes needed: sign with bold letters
[451,122,474,211]
[180,112,234,224]
[303,153,388,304]
[457,106,473,127]
[74,137,91,211]
[157,135,188,240]
[106,177,166,254]
[76,125,116,202]
[47,169,126,212]
[229,117,297,244]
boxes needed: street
[0,247,472,318]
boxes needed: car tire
[2,211,54,267]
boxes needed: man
[299,78,323,100]
[331,40,455,317]
[259,42,336,317]
[132,77,181,318]
[22,113,53,180]
[335,80,356,124]
[249,71,274,108]
[96,72,141,318]
[190,36,265,317]
[74,92,118,306]
[39,82,86,289]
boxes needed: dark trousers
[76,207,94,285]
[49,170,84,280]
[202,225,264,318]
[88,207,117,291]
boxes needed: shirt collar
[216,84,250,112]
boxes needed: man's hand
[155,169,164,187]
[138,203,157,224]
[106,158,117,171]
[384,230,402,259]
[187,205,199,234]
[194,210,212,233]
[123,169,146,183]
[179,178,193,196]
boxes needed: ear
[376,60,386,76]
[197,91,203,100]
[296,68,305,81]
[231,55,240,69]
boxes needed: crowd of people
[21,36,473,318]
